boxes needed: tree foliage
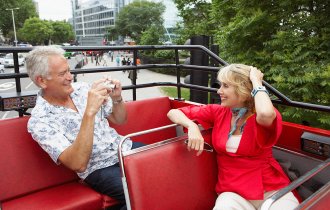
[0,0,37,37]
[18,18,53,45]
[175,0,330,128]
[51,21,75,44]
[139,25,165,45]
[18,18,75,45]
[173,0,215,43]
[107,0,165,44]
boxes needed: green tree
[140,25,165,45]
[19,18,53,45]
[173,0,330,128]
[51,21,75,44]
[173,0,215,43]
[0,0,37,37]
[211,0,330,128]
[107,0,165,44]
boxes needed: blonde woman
[167,64,299,210]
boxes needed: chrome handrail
[117,123,214,210]
[260,158,330,210]
[117,123,178,210]
[297,181,330,209]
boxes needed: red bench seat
[122,129,218,210]
[0,97,177,209]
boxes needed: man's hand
[85,78,109,116]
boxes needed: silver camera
[103,80,116,90]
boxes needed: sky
[35,0,72,21]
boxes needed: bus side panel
[124,130,218,210]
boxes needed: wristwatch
[112,96,123,104]
[251,86,269,97]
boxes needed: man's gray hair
[25,46,65,87]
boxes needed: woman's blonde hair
[218,64,254,109]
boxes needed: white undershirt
[226,135,242,153]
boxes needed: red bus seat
[0,116,117,209]
[122,129,218,210]
[110,97,177,144]
[0,97,177,209]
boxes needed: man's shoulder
[30,92,50,118]
[72,82,90,94]
[72,81,89,89]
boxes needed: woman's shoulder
[209,104,230,112]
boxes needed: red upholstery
[2,183,103,210]
[110,97,177,144]
[277,121,330,155]
[300,185,330,210]
[101,195,120,209]
[0,116,118,210]
[0,97,178,209]
[124,129,218,210]
[0,117,78,201]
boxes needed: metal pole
[6,8,19,46]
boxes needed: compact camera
[103,80,116,90]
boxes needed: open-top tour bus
[0,45,329,210]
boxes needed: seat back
[123,129,218,210]
[0,117,78,202]
[110,97,177,144]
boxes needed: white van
[3,54,25,67]
[0,64,4,73]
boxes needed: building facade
[72,0,120,45]
[71,0,180,46]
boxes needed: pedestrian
[136,57,141,65]
[121,57,127,73]
[102,53,108,66]
[128,70,135,84]
[95,54,100,66]
[84,52,88,64]
[121,56,126,66]
[126,58,131,66]
[115,55,121,67]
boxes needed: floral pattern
[28,82,132,179]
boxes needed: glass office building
[71,0,180,45]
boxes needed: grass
[160,87,190,100]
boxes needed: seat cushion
[124,130,218,210]
[110,97,176,144]
[2,182,103,210]
[0,117,78,201]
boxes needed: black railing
[0,45,329,116]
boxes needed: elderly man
[26,46,142,210]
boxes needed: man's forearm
[108,97,127,124]
[59,112,96,172]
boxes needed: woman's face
[217,81,246,108]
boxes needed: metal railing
[0,45,329,115]
[260,158,330,210]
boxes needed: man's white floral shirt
[28,82,132,179]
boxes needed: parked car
[17,43,32,47]
[3,53,25,67]
[0,53,6,64]
[0,64,4,73]
[61,43,76,59]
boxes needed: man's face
[43,55,74,97]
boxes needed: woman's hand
[167,109,204,156]
[187,122,204,156]
[249,66,263,86]
[249,66,276,127]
